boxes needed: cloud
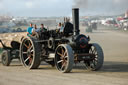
[25,1,34,8]
[0,4,4,9]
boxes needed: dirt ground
[0,26,128,85]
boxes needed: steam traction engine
[20,8,104,73]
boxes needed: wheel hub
[27,50,31,56]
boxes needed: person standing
[60,23,64,33]
[57,22,62,29]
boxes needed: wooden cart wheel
[55,44,74,73]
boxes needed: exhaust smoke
[73,0,128,15]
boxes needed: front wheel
[55,44,74,73]
[85,43,104,71]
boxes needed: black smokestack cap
[72,8,80,35]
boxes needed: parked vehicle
[122,20,128,31]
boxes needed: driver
[38,24,47,39]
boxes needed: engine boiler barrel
[72,8,80,35]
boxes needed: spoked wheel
[85,43,104,71]
[55,44,74,73]
[20,37,40,69]
[1,50,11,66]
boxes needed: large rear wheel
[55,44,74,73]
[20,37,40,69]
[85,43,104,71]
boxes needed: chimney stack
[72,8,80,35]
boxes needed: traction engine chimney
[72,8,80,35]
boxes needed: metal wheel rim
[56,46,68,71]
[86,45,98,69]
[21,38,34,67]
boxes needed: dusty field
[0,26,128,85]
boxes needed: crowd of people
[27,18,72,37]
[27,22,65,37]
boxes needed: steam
[73,0,128,15]
[73,0,88,8]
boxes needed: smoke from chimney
[73,0,88,8]
[73,0,128,16]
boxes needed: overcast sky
[0,0,128,17]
